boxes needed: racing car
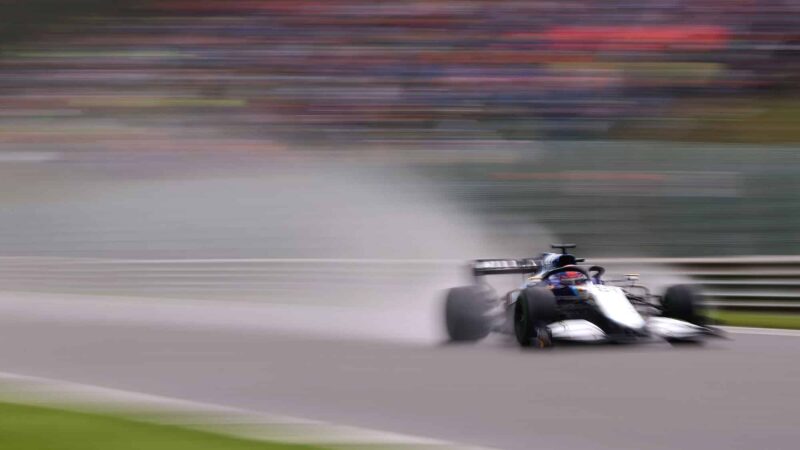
[444,244,720,347]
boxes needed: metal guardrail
[593,256,800,311]
[0,256,798,310]
[0,257,464,305]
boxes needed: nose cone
[589,285,646,330]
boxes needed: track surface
[1,307,799,449]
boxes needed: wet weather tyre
[514,287,558,348]
[445,286,493,342]
[662,284,705,325]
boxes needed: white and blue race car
[445,244,721,347]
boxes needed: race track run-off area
[0,293,799,450]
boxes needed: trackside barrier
[593,256,800,311]
[0,256,798,310]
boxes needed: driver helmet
[557,270,587,286]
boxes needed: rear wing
[471,259,538,277]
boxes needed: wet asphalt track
[1,312,799,450]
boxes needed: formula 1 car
[444,244,720,347]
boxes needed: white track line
[719,326,800,338]
[0,371,493,449]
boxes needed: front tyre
[662,284,705,325]
[445,286,494,342]
[514,287,557,348]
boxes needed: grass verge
[708,310,800,330]
[0,401,322,450]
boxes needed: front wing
[547,318,719,342]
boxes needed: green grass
[610,95,800,143]
[708,310,800,330]
[0,401,322,450]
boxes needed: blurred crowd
[1,0,799,146]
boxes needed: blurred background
[1,3,800,449]
[0,1,799,308]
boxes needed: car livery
[445,244,722,347]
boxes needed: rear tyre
[514,287,558,348]
[662,284,705,325]
[445,286,494,342]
